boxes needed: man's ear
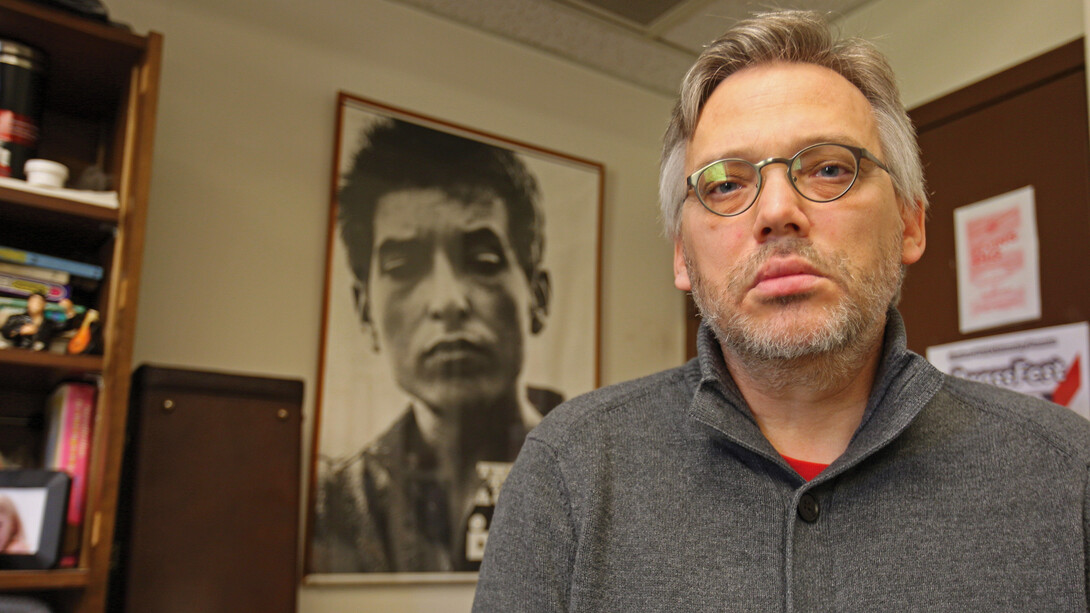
[352,280,371,323]
[900,200,927,266]
[353,280,380,351]
[673,240,692,292]
[529,270,551,335]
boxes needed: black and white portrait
[308,93,602,580]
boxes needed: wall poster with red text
[954,186,1041,334]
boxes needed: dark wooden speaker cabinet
[109,365,304,613]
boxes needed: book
[0,271,70,302]
[43,381,97,564]
[0,245,103,280]
[0,261,69,284]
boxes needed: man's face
[365,188,541,415]
[673,62,925,363]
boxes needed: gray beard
[686,236,903,391]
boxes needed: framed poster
[306,92,603,583]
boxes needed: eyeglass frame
[685,142,892,217]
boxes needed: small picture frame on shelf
[0,470,70,570]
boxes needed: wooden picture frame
[305,92,603,583]
[0,469,69,570]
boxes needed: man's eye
[697,162,754,205]
[379,251,425,279]
[466,249,506,275]
[814,162,851,178]
[796,153,856,183]
[704,180,744,197]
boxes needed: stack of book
[0,244,103,301]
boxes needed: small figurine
[67,308,101,355]
[0,292,77,351]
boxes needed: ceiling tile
[660,0,879,54]
[384,0,879,95]
[566,0,690,27]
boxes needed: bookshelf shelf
[0,568,90,591]
[0,348,102,390]
[0,1,160,611]
[0,186,120,225]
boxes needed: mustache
[728,239,844,293]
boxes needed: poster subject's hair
[339,119,544,284]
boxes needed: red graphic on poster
[1052,356,1081,407]
[968,208,1026,315]
[968,208,1022,281]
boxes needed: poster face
[307,93,602,582]
[926,322,1090,419]
[954,186,1041,333]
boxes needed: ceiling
[384,0,878,96]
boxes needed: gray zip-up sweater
[474,311,1090,611]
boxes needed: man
[311,119,561,573]
[474,10,1090,611]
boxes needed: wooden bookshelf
[0,1,160,610]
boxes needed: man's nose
[424,251,470,321]
[750,163,811,241]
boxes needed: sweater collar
[688,308,944,476]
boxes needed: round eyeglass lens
[693,160,760,215]
[789,144,860,202]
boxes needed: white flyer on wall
[926,322,1089,420]
[954,186,1040,334]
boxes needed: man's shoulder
[527,361,698,448]
[937,373,1090,460]
[320,409,414,483]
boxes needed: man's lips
[422,338,491,360]
[750,258,826,296]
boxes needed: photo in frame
[0,469,69,570]
[306,92,603,583]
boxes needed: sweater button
[797,493,820,523]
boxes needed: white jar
[23,159,68,188]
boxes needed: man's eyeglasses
[686,143,891,217]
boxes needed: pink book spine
[53,383,95,526]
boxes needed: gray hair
[659,10,927,239]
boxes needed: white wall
[837,0,1083,108]
[102,0,1084,611]
[105,0,678,610]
